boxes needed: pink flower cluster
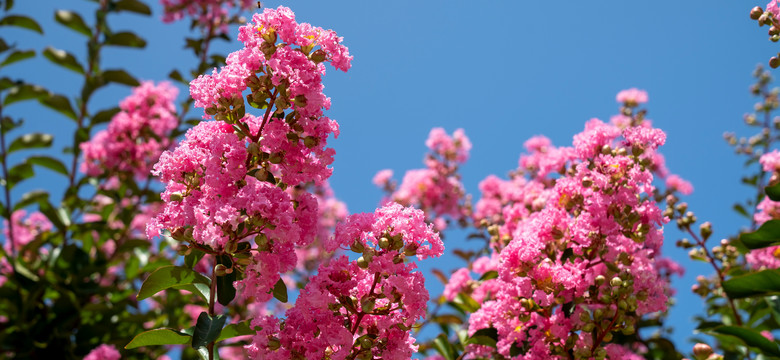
[374,128,470,230]
[2,210,51,253]
[451,90,681,359]
[84,344,120,360]
[81,81,178,179]
[189,6,351,186]
[245,203,442,359]
[746,150,780,268]
[161,0,254,30]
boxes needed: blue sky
[4,0,777,354]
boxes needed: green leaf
[8,133,53,153]
[767,183,780,202]
[710,325,780,357]
[272,277,288,303]
[125,328,191,349]
[169,69,186,84]
[191,312,228,349]
[433,334,458,360]
[42,46,84,74]
[216,320,256,342]
[13,190,48,211]
[453,293,481,313]
[0,49,34,67]
[7,161,33,188]
[114,0,151,15]
[184,248,206,269]
[137,265,211,300]
[27,156,68,175]
[40,93,77,120]
[741,220,780,250]
[54,10,90,37]
[478,270,498,281]
[102,69,139,86]
[466,327,498,348]
[216,254,236,306]
[723,269,780,299]
[105,31,146,48]
[4,0,13,11]
[0,15,42,34]
[0,39,9,53]
[91,107,120,124]
[4,84,47,106]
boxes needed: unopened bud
[303,136,318,148]
[581,177,593,188]
[610,277,623,287]
[378,237,390,249]
[269,153,283,164]
[267,337,281,350]
[595,275,606,286]
[770,56,780,69]
[357,256,368,269]
[215,264,229,276]
[169,192,183,202]
[752,6,765,20]
[361,298,376,313]
[601,144,612,155]
[350,240,365,253]
[310,49,327,63]
[693,343,714,360]
[700,221,713,240]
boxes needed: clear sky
[4,0,777,355]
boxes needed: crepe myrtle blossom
[245,203,442,359]
[375,128,470,230]
[80,81,178,180]
[84,344,120,360]
[448,90,683,359]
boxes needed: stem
[590,307,619,355]
[207,254,218,360]
[751,109,773,231]
[687,227,743,326]
[0,103,16,263]
[258,89,279,135]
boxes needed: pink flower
[666,174,694,195]
[373,169,394,187]
[616,88,649,105]
[84,344,120,360]
[761,149,780,172]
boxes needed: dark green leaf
[4,84,47,105]
[433,334,458,360]
[216,320,256,342]
[91,107,120,125]
[184,248,205,269]
[0,77,18,90]
[42,46,84,74]
[27,156,68,175]
[709,325,780,357]
[0,49,34,67]
[54,10,90,37]
[4,0,13,11]
[13,190,48,211]
[741,220,780,250]
[478,270,498,281]
[723,269,780,299]
[102,69,139,86]
[8,133,52,153]
[216,254,236,306]
[466,327,498,348]
[105,31,146,48]
[137,265,210,300]
[191,312,227,349]
[40,93,77,120]
[7,161,33,188]
[125,328,191,349]
[38,200,66,230]
[168,69,186,84]
[0,15,42,34]
[273,277,288,303]
[767,183,780,202]
[453,293,480,313]
[115,0,151,15]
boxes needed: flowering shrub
[4,1,780,360]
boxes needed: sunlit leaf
[0,15,42,34]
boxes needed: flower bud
[595,275,606,286]
[581,177,593,188]
[378,237,390,250]
[357,256,369,269]
[350,240,365,253]
[693,343,714,360]
[304,136,318,148]
[770,56,780,69]
[267,337,281,350]
[169,192,183,202]
[269,153,283,164]
[215,264,229,276]
[752,6,765,20]
[361,298,375,313]
[255,234,270,251]
[310,49,327,63]
[610,277,623,287]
